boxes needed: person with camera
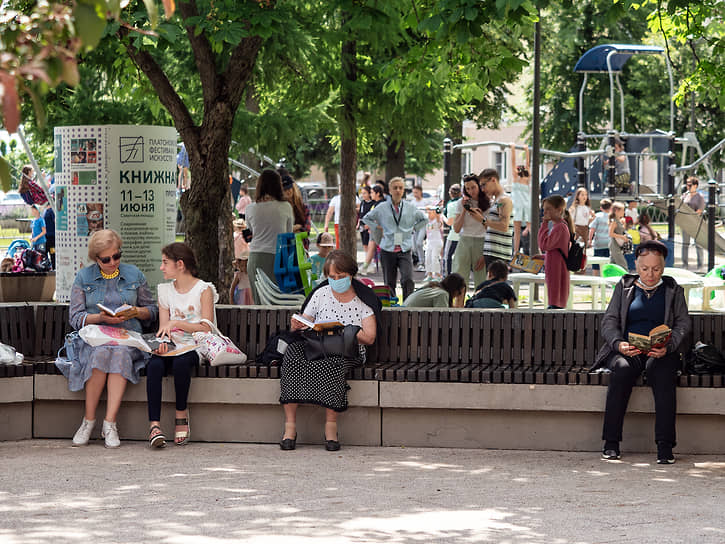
[451,174,490,288]
[362,177,427,301]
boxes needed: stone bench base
[9,376,724,454]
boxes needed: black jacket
[591,274,692,370]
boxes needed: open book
[509,254,544,274]
[97,303,136,318]
[292,314,343,331]
[628,324,672,353]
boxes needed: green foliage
[647,0,725,110]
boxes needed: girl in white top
[245,169,294,304]
[568,187,594,244]
[146,242,218,449]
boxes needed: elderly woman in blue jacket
[64,229,158,448]
[592,240,691,465]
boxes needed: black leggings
[146,351,199,421]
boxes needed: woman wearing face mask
[279,250,381,452]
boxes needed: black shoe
[279,435,297,451]
[657,442,675,464]
[601,441,621,460]
[325,439,341,452]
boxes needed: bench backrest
[3,304,724,372]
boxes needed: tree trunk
[118,8,263,303]
[181,112,234,302]
[384,138,405,181]
[339,31,358,259]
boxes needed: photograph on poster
[56,187,68,231]
[77,203,104,236]
[70,138,97,166]
[72,170,97,185]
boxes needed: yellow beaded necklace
[100,268,120,280]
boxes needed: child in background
[29,204,47,253]
[424,207,444,282]
[466,259,517,308]
[230,251,253,305]
[537,195,573,309]
[233,218,249,261]
[310,232,335,281]
[568,187,594,244]
[588,198,612,275]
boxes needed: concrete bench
[2,303,725,453]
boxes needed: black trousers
[602,351,679,446]
[146,351,199,421]
[445,239,458,276]
[380,249,414,301]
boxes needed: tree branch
[220,36,264,113]
[178,0,220,114]
[118,25,199,149]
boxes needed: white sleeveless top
[158,279,219,345]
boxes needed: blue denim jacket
[69,262,158,333]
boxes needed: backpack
[20,248,51,272]
[557,232,587,272]
[684,342,725,375]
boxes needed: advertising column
[54,125,177,301]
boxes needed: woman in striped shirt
[479,168,513,269]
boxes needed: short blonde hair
[389,176,405,188]
[88,229,122,261]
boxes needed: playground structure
[443,44,725,268]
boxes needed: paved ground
[1,440,725,543]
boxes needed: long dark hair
[462,174,490,212]
[162,242,199,277]
[428,273,466,307]
[255,169,284,202]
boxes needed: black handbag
[685,342,725,374]
[302,324,361,363]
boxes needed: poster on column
[54,125,178,302]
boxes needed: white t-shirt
[304,285,373,326]
[329,194,360,224]
[573,205,592,226]
[158,279,219,345]
[454,200,486,237]
[246,200,294,254]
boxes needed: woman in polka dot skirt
[280,250,381,451]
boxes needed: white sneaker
[101,420,121,448]
[359,263,368,276]
[72,418,96,446]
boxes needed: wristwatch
[481,217,487,225]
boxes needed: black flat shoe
[601,440,620,460]
[657,442,675,464]
[279,435,297,451]
[325,439,341,452]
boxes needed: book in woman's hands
[97,303,136,318]
[292,314,343,331]
[141,333,176,352]
[628,324,672,353]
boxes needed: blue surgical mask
[328,275,352,293]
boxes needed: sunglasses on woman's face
[98,252,122,264]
